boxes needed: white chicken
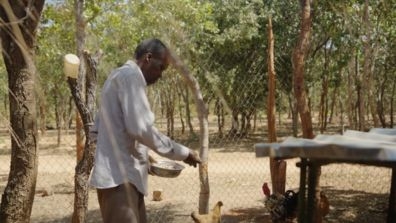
[190,201,223,223]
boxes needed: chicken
[190,201,223,223]
[262,182,298,222]
[262,182,330,222]
[318,191,330,217]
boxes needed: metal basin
[150,160,185,178]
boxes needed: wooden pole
[70,52,98,223]
[169,52,210,214]
[267,16,286,194]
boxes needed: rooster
[262,182,298,222]
[262,182,329,222]
[191,201,223,223]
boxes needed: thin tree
[70,51,98,223]
[293,0,314,140]
[0,1,45,222]
[292,0,321,222]
[267,16,286,194]
[170,52,210,214]
[75,0,85,163]
[71,0,101,221]
[362,0,377,128]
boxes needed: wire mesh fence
[0,23,392,223]
[0,60,393,223]
[0,0,395,221]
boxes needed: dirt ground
[0,129,392,223]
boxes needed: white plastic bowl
[64,54,80,78]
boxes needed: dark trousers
[97,183,147,223]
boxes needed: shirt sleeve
[116,69,189,161]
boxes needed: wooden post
[387,168,396,223]
[307,162,322,223]
[70,52,98,223]
[297,159,308,223]
[75,0,86,163]
[267,16,286,194]
[292,0,322,222]
[169,52,210,214]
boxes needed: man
[90,38,201,223]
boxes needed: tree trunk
[347,55,357,130]
[328,86,338,124]
[319,76,328,133]
[292,0,314,139]
[3,93,7,118]
[170,53,210,214]
[267,16,286,194]
[292,1,321,223]
[177,82,185,134]
[71,51,98,223]
[245,108,254,133]
[183,86,195,136]
[215,98,224,138]
[339,94,345,133]
[68,96,75,129]
[165,81,175,139]
[229,109,239,136]
[363,0,378,128]
[240,111,247,137]
[76,112,84,161]
[391,76,396,127]
[75,0,86,163]
[253,109,257,131]
[355,50,366,131]
[39,95,46,135]
[0,1,45,222]
[54,92,61,147]
[319,45,330,133]
[377,70,387,127]
[288,93,299,137]
[166,103,174,139]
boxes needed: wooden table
[255,129,396,223]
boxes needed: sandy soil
[0,130,392,223]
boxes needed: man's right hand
[183,150,201,167]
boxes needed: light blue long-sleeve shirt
[89,60,189,195]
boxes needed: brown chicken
[319,191,330,217]
[190,201,223,223]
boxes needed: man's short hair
[134,38,168,59]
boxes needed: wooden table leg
[387,167,396,223]
[298,158,308,223]
[307,162,322,223]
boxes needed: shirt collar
[125,60,147,86]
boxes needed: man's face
[140,51,169,85]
